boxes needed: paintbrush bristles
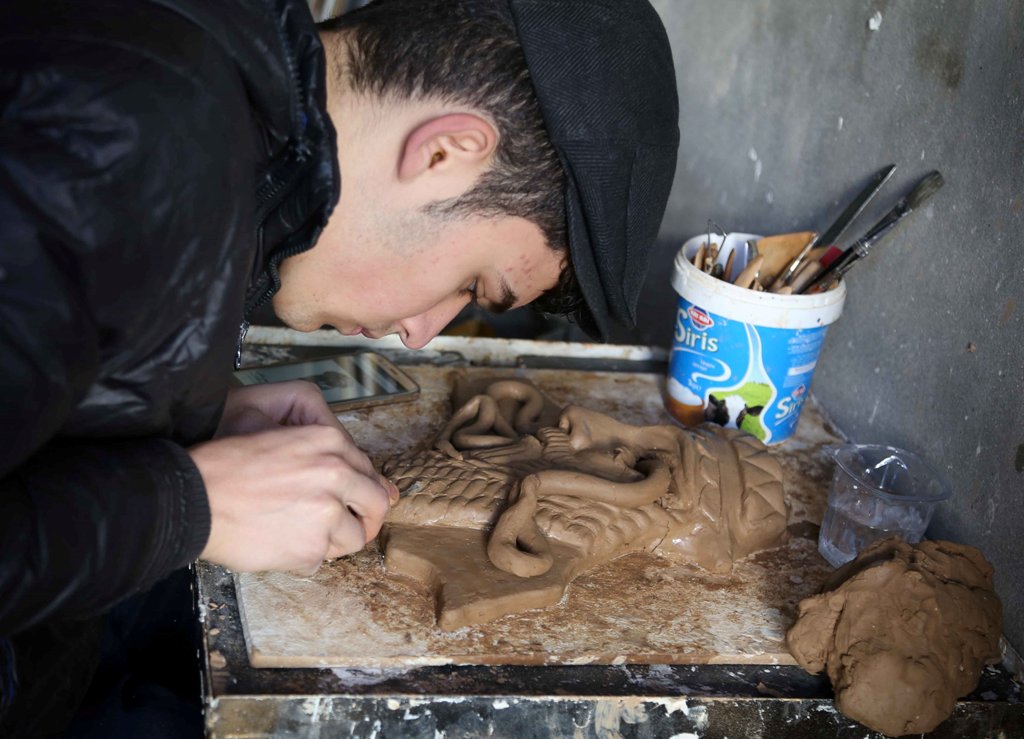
[906,170,945,210]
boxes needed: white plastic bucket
[666,233,846,444]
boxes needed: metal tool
[754,231,816,290]
[787,259,821,293]
[801,170,945,293]
[706,221,728,275]
[773,164,897,289]
[744,239,759,262]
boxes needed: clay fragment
[786,537,1003,737]
[381,378,788,629]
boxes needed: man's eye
[463,280,479,303]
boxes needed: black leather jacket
[0,0,339,635]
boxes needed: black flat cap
[505,0,680,340]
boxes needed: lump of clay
[381,378,787,629]
[786,537,1003,737]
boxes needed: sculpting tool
[801,170,945,294]
[754,231,816,287]
[773,164,897,289]
[787,259,821,293]
[732,255,764,290]
[704,242,719,273]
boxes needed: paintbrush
[770,164,897,289]
[799,170,945,294]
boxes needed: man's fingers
[194,422,395,574]
[229,380,342,428]
[217,406,279,437]
[278,424,377,479]
[325,506,367,559]
[287,380,346,427]
[338,474,392,543]
[381,476,400,504]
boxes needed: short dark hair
[319,0,585,322]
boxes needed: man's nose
[399,296,471,350]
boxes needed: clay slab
[236,366,840,668]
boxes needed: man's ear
[397,113,497,181]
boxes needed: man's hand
[192,381,398,574]
[215,380,343,436]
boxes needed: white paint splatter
[492,699,510,710]
[976,443,982,457]
[691,704,710,730]
[669,734,700,739]
[662,697,692,716]
[765,190,775,205]
[748,147,758,162]
[837,116,844,131]
[867,11,882,31]
[331,667,412,686]
[868,398,880,425]
[301,697,324,721]
[921,149,926,160]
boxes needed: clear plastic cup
[818,444,951,567]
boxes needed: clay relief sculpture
[381,378,788,629]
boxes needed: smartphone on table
[232,351,419,411]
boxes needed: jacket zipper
[236,2,318,369]
[234,231,314,369]
[235,319,251,370]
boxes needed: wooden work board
[235,365,841,669]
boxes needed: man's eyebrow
[486,275,517,315]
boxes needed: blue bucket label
[667,296,830,443]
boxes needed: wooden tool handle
[732,255,764,290]
[755,231,816,285]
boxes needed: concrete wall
[621,1,1023,651]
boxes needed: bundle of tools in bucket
[690,166,944,295]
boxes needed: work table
[198,330,1023,738]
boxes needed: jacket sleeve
[0,44,236,636]
[0,190,212,635]
[0,442,212,635]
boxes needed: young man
[0,0,678,733]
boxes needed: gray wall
[622,1,1023,651]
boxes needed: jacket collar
[146,0,341,317]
